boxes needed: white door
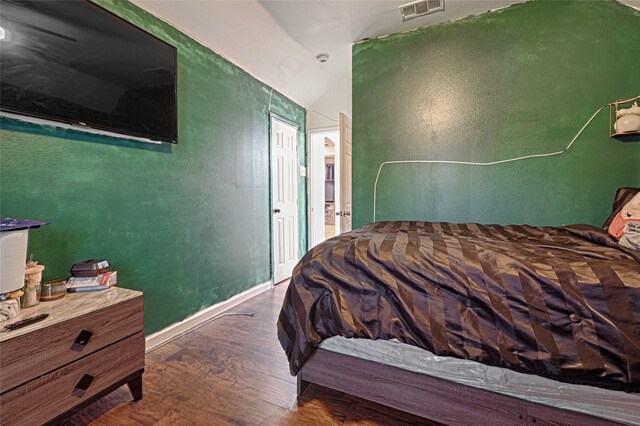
[271,118,299,283]
[338,113,352,232]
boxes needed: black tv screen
[1,0,178,143]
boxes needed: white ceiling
[130,0,528,109]
[131,0,640,112]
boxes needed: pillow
[619,221,640,250]
[603,187,640,231]
[608,192,640,239]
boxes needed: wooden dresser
[0,287,144,425]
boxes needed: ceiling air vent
[399,0,444,21]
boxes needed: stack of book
[67,271,117,292]
[66,259,117,292]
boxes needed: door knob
[273,208,281,213]
[335,211,342,216]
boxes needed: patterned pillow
[603,187,640,230]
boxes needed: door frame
[307,126,340,248]
[269,113,301,284]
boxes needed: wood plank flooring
[63,283,437,425]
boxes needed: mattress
[319,336,640,425]
[279,221,640,390]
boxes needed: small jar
[22,264,44,308]
[41,279,67,301]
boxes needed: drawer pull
[75,374,95,391]
[75,329,94,346]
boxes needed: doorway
[308,129,340,248]
[271,117,299,284]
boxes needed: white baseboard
[145,280,273,352]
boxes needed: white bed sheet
[319,336,640,425]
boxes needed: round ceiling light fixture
[316,53,329,64]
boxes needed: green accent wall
[0,0,306,334]
[353,0,640,228]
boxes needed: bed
[278,187,640,425]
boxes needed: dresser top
[0,287,142,342]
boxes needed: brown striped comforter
[278,222,640,390]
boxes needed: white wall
[307,77,352,131]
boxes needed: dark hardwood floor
[64,282,437,425]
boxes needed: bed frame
[297,348,624,426]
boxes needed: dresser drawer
[0,332,144,426]
[0,295,143,394]
[0,331,144,426]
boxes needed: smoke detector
[316,53,329,64]
[399,0,445,21]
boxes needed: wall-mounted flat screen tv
[1,0,178,143]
